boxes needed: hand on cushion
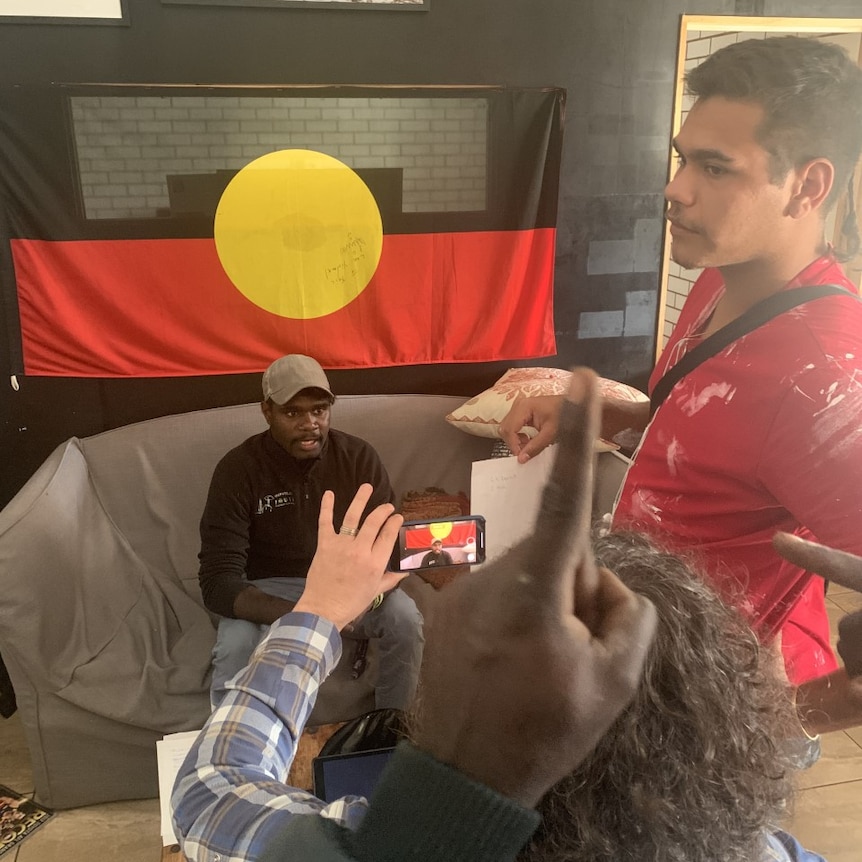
[446,367,647,462]
[499,393,564,463]
[499,392,651,464]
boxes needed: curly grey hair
[519,530,799,862]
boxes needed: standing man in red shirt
[501,36,862,685]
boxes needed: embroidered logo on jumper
[256,491,296,514]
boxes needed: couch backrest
[76,395,491,598]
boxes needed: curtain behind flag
[0,84,563,377]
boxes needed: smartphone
[389,515,486,572]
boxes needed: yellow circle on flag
[213,149,383,319]
[429,522,453,540]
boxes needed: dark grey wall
[0,0,859,505]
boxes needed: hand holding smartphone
[389,515,486,572]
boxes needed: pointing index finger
[773,532,862,594]
[527,368,601,599]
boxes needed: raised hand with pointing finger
[413,368,658,806]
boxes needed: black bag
[318,707,407,757]
[650,284,854,417]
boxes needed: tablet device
[312,746,396,803]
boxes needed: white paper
[157,730,202,846]
[470,446,555,563]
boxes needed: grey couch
[0,394,629,809]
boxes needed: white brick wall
[664,262,701,343]
[71,94,488,220]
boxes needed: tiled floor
[2,588,862,861]
[0,706,161,862]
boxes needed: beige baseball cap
[262,354,334,405]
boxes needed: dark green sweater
[258,741,540,862]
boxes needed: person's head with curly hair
[519,530,799,862]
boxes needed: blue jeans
[210,577,424,711]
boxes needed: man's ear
[261,399,273,426]
[787,158,834,219]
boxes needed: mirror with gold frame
[656,15,862,359]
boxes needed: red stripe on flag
[404,522,476,549]
[12,230,556,377]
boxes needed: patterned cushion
[445,367,647,449]
[400,487,470,520]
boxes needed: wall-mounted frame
[161,0,428,9]
[0,0,128,25]
[656,15,862,361]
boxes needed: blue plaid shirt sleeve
[171,612,369,862]
[765,830,826,862]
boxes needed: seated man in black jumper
[198,352,423,709]
[420,539,454,569]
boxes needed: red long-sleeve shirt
[614,254,862,683]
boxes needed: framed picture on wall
[0,0,128,25]
[161,0,429,9]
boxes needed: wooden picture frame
[0,0,129,25]
[161,0,428,9]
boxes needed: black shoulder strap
[650,284,854,417]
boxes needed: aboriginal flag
[0,84,562,377]
[403,521,476,549]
